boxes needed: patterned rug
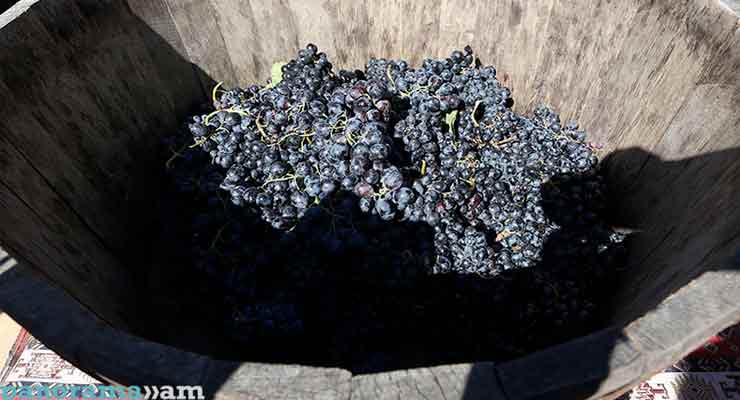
[619,324,740,399]
[0,329,103,398]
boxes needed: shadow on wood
[479,146,740,400]
[603,146,740,326]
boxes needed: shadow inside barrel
[459,146,740,400]
[149,121,629,377]
[601,146,740,325]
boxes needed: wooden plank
[160,0,738,150]
[0,0,203,326]
[624,270,740,396]
[609,151,740,324]
[204,362,351,400]
[4,255,738,400]
[0,2,130,253]
[350,363,505,400]
[625,270,740,356]
[613,269,740,399]
[162,0,237,87]
[126,0,188,56]
[720,0,740,14]
[0,0,203,258]
[607,82,740,324]
[0,135,131,327]
[207,0,298,85]
[496,328,643,400]
[371,0,440,64]
[126,0,207,105]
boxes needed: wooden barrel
[0,0,738,398]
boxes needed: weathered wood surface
[350,363,505,400]
[0,135,132,327]
[158,0,739,146]
[608,144,740,325]
[0,0,193,252]
[155,0,235,91]
[204,362,351,400]
[497,328,643,400]
[0,0,204,325]
[720,0,740,14]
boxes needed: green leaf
[269,62,287,87]
[445,110,459,133]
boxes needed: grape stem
[400,85,429,98]
[189,126,228,148]
[211,81,224,104]
[165,142,190,169]
[492,137,517,149]
[209,222,231,251]
[386,64,396,91]
[255,114,271,142]
[262,174,298,187]
[372,184,392,199]
[272,129,315,147]
[495,230,518,242]
[553,134,579,143]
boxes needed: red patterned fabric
[0,328,31,383]
[668,325,740,373]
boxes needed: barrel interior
[0,0,738,381]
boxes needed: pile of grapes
[159,45,628,371]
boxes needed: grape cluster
[162,92,628,370]
[186,44,619,277]
[187,44,402,230]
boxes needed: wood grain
[0,0,202,253]
[162,0,238,89]
[0,0,203,325]
[0,135,131,327]
[608,84,740,323]
[204,362,351,400]
[350,363,505,400]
